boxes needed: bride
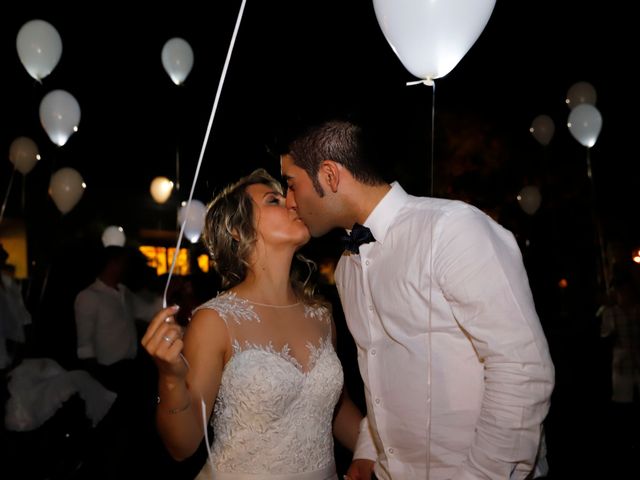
[142,169,362,479]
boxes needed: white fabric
[74,279,138,366]
[336,183,554,480]
[4,357,117,431]
[196,462,337,480]
[193,293,343,478]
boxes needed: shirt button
[368,305,373,311]
[375,398,381,405]
[371,349,377,356]
[388,447,394,455]
[365,260,370,266]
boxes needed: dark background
[1,1,635,478]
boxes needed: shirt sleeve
[353,416,378,461]
[74,290,97,359]
[433,205,555,479]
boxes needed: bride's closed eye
[265,193,284,206]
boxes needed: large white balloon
[9,136,41,174]
[49,167,85,214]
[373,0,496,83]
[16,19,62,82]
[102,226,126,247]
[161,38,194,85]
[517,185,542,215]
[566,81,597,110]
[529,114,555,146]
[178,200,207,243]
[39,90,81,147]
[567,104,602,148]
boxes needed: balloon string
[162,0,248,310]
[585,147,610,295]
[406,76,435,479]
[0,167,17,225]
[430,81,435,197]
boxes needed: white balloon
[49,167,85,214]
[178,200,207,243]
[567,104,602,148]
[566,81,597,109]
[16,19,62,82]
[9,136,40,174]
[102,225,126,247]
[150,176,174,204]
[373,0,496,82]
[39,89,81,147]
[517,185,542,215]
[161,38,194,85]
[529,114,555,146]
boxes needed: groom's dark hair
[286,120,385,196]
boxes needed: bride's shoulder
[192,291,258,325]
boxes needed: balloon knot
[406,78,434,87]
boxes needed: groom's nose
[285,189,297,210]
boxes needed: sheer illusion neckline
[230,337,331,376]
[247,299,301,308]
[229,291,301,308]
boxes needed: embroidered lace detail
[304,303,330,321]
[194,291,259,324]
[194,293,343,476]
[231,334,333,375]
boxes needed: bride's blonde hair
[203,168,323,305]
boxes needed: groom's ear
[319,160,340,193]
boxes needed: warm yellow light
[150,176,174,204]
[633,255,640,264]
[139,245,189,276]
[558,278,568,288]
[197,254,210,273]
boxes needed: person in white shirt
[74,246,140,392]
[280,119,555,480]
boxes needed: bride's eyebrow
[262,190,283,198]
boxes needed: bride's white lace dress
[194,292,344,480]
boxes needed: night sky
[0,1,632,298]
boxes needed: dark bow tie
[341,223,375,254]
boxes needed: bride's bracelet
[157,392,191,414]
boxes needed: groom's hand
[345,458,375,480]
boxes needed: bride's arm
[143,307,230,461]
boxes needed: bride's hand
[141,305,188,379]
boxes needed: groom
[280,119,554,480]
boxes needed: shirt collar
[362,182,408,245]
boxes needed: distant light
[634,255,640,264]
[81,182,87,189]
[150,176,174,204]
[73,126,78,132]
[558,278,568,288]
[197,254,210,273]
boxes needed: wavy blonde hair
[203,168,323,305]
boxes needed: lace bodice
[193,292,343,477]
